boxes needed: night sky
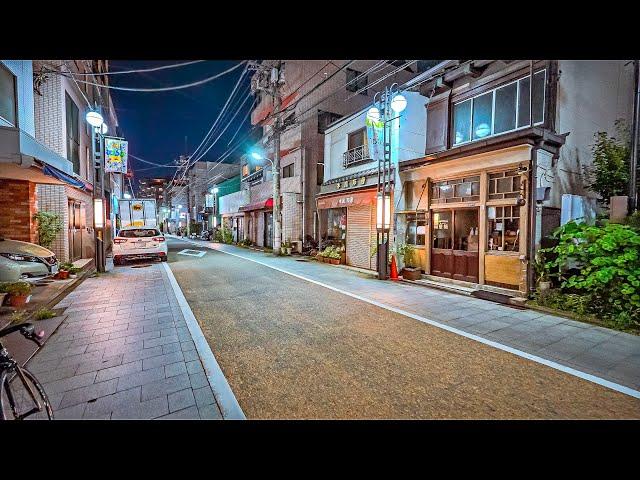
[108,60,252,184]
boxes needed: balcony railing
[242,168,264,185]
[342,144,372,169]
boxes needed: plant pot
[69,273,78,279]
[538,281,551,292]
[330,258,340,265]
[401,267,422,281]
[7,294,28,307]
[58,270,69,280]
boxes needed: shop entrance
[68,200,85,261]
[264,211,273,248]
[430,208,479,283]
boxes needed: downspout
[629,60,640,212]
[527,60,538,296]
[301,146,305,245]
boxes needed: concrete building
[240,60,423,250]
[318,91,428,270]
[1,59,122,267]
[394,60,636,297]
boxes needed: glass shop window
[488,170,521,200]
[487,205,520,252]
[432,210,452,249]
[406,212,426,246]
[431,176,480,204]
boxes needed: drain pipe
[629,60,640,212]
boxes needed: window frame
[345,68,368,95]
[451,69,546,147]
[0,62,18,127]
[65,92,81,174]
[347,127,366,150]
[282,162,295,178]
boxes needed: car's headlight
[0,253,41,263]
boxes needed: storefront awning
[42,164,92,191]
[239,197,273,212]
[317,189,377,209]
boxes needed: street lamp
[248,149,280,254]
[85,110,104,127]
[370,84,408,280]
[123,193,131,199]
[86,109,106,272]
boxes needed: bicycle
[0,323,53,420]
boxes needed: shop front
[317,188,380,270]
[399,137,563,296]
[239,197,273,248]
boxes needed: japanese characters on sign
[104,137,128,173]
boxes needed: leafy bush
[32,211,63,249]
[625,211,640,231]
[541,220,640,328]
[34,307,56,320]
[238,238,253,247]
[2,282,32,296]
[214,226,233,244]
[396,243,416,268]
[320,245,341,259]
[583,120,630,206]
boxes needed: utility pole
[271,60,283,254]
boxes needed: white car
[113,227,168,265]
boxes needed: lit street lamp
[86,109,107,272]
[249,149,280,254]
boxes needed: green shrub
[34,307,56,320]
[396,243,416,268]
[3,282,32,296]
[320,245,341,259]
[541,220,640,326]
[32,211,63,249]
[214,226,233,244]
[625,211,640,231]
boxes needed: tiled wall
[0,180,37,243]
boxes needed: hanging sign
[365,116,384,162]
[104,137,128,173]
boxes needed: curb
[161,261,246,420]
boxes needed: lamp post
[86,109,107,272]
[369,84,407,280]
[210,186,219,230]
[250,150,280,254]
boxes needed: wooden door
[431,208,479,283]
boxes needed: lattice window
[431,176,480,204]
[488,170,521,200]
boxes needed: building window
[346,68,368,95]
[348,128,366,150]
[406,212,426,246]
[0,63,17,126]
[317,162,324,185]
[431,176,480,204]
[487,205,520,251]
[452,69,546,146]
[242,164,249,177]
[488,170,521,200]
[282,163,294,178]
[318,110,342,134]
[65,92,80,174]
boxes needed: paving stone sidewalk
[193,239,640,392]
[27,261,223,420]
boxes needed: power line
[56,60,206,76]
[128,153,180,168]
[48,61,247,92]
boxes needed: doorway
[68,200,84,261]
[264,211,273,248]
[430,208,479,283]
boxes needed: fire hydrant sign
[104,137,128,173]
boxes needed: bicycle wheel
[0,367,54,420]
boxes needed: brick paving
[27,261,223,420]
[193,240,640,392]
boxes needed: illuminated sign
[104,137,128,173]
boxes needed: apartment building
[239,60,423,250]
[394,60,635,297]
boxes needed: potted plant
[398,244,422,281]
[534,251,552,293]
[57,262,73,280]
[4,281,32,307]
[68,266,81,279]
[285,239,293,256]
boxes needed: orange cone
[390,254,399,281]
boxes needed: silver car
[0,236,58,282]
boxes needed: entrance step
[407,278,475,296]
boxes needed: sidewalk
[26,261,226,419]
[182,238,640,394]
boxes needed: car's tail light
[152,237,165,242]
[114,238,127,244]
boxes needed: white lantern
[390,94,407,113]
[100,123,109,135]
[366,107,380,122]
[86,110,104,127]
[376,193,391,230]
[93,198,104,228]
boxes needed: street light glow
[390,94,407,113]
[100,123,109,135]
[85,110,104,127]
[123,193,132,199]
[213,187,219,194]
[251,151,263,160]
[366,107,380,122]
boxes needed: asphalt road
[167,237,640,419]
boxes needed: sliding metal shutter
[346,204,374,270]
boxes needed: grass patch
[9,311,26,324]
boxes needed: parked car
[0,236,58,282]
[113,227,168,265]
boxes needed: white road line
[171,236,640,401]
[162,261,245,420]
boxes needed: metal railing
[342,144,372,168]
[242,169,264,185]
